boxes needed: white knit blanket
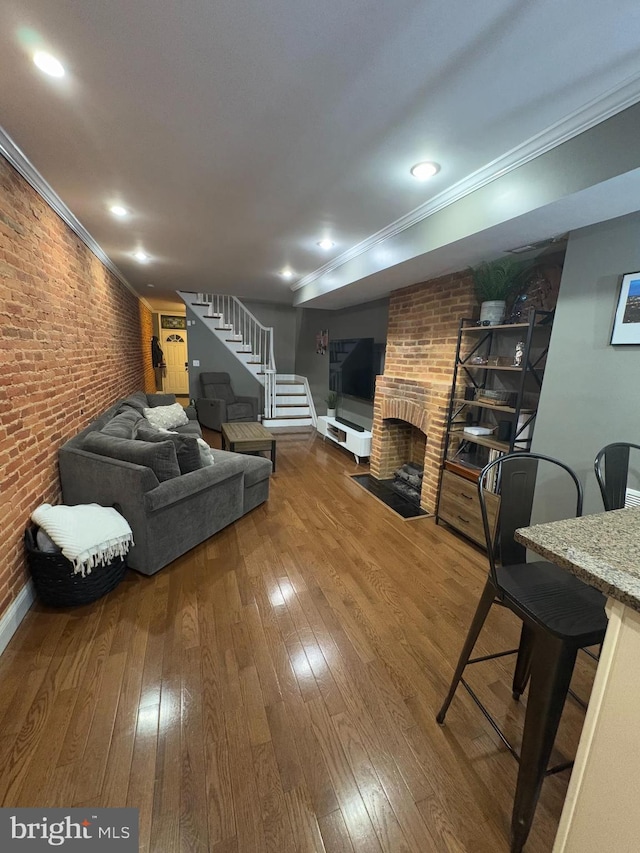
[31,503,134,577]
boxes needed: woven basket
[24,526,127,607]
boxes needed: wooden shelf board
[461,320,552,332]
[453,398,534,414]
[444,460,481,482]
[460,364,524,371]
[450,429,511,452]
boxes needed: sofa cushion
[210,449,271,486]
[143,403,189,430]
[175,420,202,437]
[101,409,144,439]
[118,391,149,413]
[83,432,180,482]
[146,393,177,408]
[136,424,203,475]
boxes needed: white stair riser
[276,406,310,416]
[263,417,313,428]
[276,384,305,394]
[276,395,307,404]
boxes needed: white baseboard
[0,580,35,657]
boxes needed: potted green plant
[470,257,532,325]
[325,390,338,418]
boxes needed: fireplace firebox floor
[350,474,428,519]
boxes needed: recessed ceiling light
[410,161,440,181]
[147,284,155,288]
[33,51,65,78]
[281,268,293,280]
[133,251,149,263]
[110,205,128,217]
[317,239,335,251]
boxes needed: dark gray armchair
[196,371,260,431]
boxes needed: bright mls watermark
[0,808,138,850]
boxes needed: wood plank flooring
[0,429,597,851]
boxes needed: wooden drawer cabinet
[438,470,499,547]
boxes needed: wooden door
[160,329,189,394]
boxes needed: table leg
[271,440,276,472]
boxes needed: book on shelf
[485,448,502,494]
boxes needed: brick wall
[0,156,154,618]
[371,271,476,511]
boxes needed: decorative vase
[327,408,336,419]
[479,300,506,326]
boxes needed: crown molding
[0,126,152,311]
[292,71,640,292]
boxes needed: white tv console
[317,416,372,464]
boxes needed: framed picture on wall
[316,329,328,355]
[611,271,640,344]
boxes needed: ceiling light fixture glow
[281,268,293,280]
[33,51,65,78]
[317,239,335,250]
[110,205,128,217]
[133,251,149,263]
[410,161,440,181]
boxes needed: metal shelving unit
[435,309,553,546]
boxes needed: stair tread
[268,414,312,420]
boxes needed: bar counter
[516,507,640,852]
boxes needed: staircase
[179,291,316,429]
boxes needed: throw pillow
[83,432,180,482]
[136,425,202,475]
[196,437,215,467]
[142,403,189,431]
[101,409,144,439]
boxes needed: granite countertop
[515,507,640,612]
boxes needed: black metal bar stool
[594,441,640,510]
[436,452,608,852]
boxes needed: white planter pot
[327,408,336,419]
[480,300,506,326]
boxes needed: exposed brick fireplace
[370,378,450,512]
[370,271,476,513]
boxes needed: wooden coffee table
[221,421,276,472]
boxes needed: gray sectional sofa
[58,392,271,575]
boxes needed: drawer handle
[459,492,473,500]
[457,515,470,524]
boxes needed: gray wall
[295,298,389,428]
[294,306,334,419]
[532,212,640,518]
[242,300,297,374]
[185,307,263,404]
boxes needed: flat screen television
[328,337,385,402]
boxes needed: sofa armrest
[59,447,160,543]
[196,397,226,431]
[184,405,198,420]
[144,454,245,512]
[235,395,259,419]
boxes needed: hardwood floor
[1,430,596,851]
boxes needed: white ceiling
[2,0,640,310]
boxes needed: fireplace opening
[390,462,424,506]
[351,472,427,519]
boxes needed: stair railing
[196,293,277,417]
